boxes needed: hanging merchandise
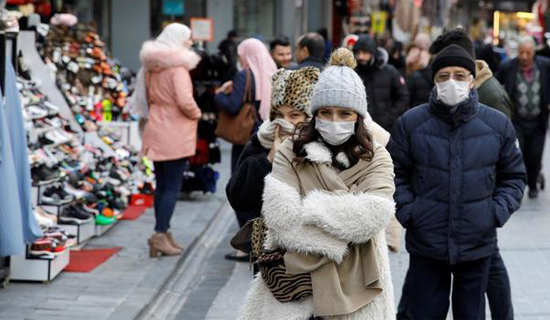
[181,49,225,195]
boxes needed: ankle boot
[148,232,182,257]
[166,231,184,251]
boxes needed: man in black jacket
[496,36,550,199]
[388,44,526,319]
[293,32,325,71]
[353,35,409,132]
[401,29,516,320]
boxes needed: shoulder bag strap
[243,69,253,103]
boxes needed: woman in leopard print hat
[224,66,320,262]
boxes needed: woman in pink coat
[139,23,201,257]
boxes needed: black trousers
[398,249,513,320]
[487,249,514,320]
[153,158,187,232]
[516,126,546,190]
[397,255,492,320]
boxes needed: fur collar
[139,40,201,72]
[303,141,351,168]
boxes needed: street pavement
[1,141,549,320]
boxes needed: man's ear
[302,46,310,57]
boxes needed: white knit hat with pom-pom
[310,48,367,118]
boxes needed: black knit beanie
[431,44,476,80]
[353,35,377,54]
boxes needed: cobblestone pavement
[174,149,550,320]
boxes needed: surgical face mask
[436,79,471,106]
[315,117,356,146]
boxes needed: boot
[148,232,182,257]
[166,231,184,251]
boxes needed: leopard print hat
[269,67,320,121]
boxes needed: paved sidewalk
[0,144,233,320]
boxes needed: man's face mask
[436,79,470,106]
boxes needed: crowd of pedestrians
[134,21,550,319]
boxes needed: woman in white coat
[239,48,396,319]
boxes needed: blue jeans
[153,158,187,232]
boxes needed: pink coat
[139,41,202,161]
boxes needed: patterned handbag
[252,218,313,303]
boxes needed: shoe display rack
[33,182,95,246]
[10,246,69,283]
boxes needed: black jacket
[495,56,550,130]
[294,57,324,71]
[355,48,409,132]
[387,89,526,264]
[407,66,433,109]
[225,134,271,215]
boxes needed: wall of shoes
[0,22,155,283]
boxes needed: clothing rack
[0,29,19,288]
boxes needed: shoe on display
[35,206,58,224]
[24,105,48,120]
[59,205,93,225]
[31,164,61,185]
[41,185,74,205]
[95,214,116,225]
[34,209,55,227]
[29,238,55,258]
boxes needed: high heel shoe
[166,231,184,251]
[148,233,182,257]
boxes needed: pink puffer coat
[139,41,202,161]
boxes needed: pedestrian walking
[405,33,430,76]
[139,23,202,257]
[293,32,326,70]
[269,36,294,69]
[353,34,409,132]
[388,44,526,319]
[496,36,550,199]
[214,38,277,174]
[225,66,320,261]
[238,48,396,320]
[218,30,239,81]
[401,28,516,320]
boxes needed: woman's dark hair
[292,115,374,167]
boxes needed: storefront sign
[163,0,185,16]
[371,11,388,35]
[190,18,214,41]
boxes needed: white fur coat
[238,142,396,320]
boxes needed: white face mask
[315,117,356,146]
[436,79,471,106]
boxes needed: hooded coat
[139,40,202,161]
[353,36,409,132]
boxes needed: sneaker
[59,205,93,225]
[29,238,55,259]
[31,164,61,185]
[42,186,74,205]
[95,214,116,225]
[34,209,55,227]
[35,206,58,224]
